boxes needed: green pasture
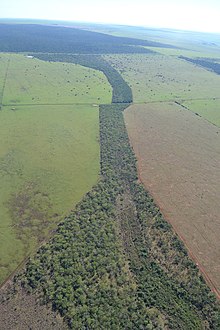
[145,46,220,58]
[2,53,111,106]
[0,54,9,102]
[0,104,100,283]
[83,24,220,55]
[182,98,220,127]
[105,54,220,103]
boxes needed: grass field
[1,53,112,106]
[0,53,111,284]
[0,54,9,103]
[182,98,220,127]
[0,104,100,284]
[83,24,220,55]
[144,46,220,58]
[124,102,220,296]
[105,54,220,103]
[105,53,220,127]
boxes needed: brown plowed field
[124,103,220,297]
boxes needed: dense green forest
[179,56,220,75]
[0,24,175,54]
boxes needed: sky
[1,0,220,33]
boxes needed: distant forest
[0,24,175,54]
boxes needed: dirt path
[124,102,220,298]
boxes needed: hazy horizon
[1,0,220,34]
[1,17,220,36]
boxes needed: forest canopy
[0,24,175,53]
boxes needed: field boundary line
[3,102,105,107]
[132,96,220,105]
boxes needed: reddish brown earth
[124,102,220,298]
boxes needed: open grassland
[86,24,220,56]
[0,54,9,103]
[105,54,220,103]
[0,52,112,284]
[0,104,100,284]
[182,98,220,127]
[105,53,220,127]
[144,46,220,58]
[124,102,220,297]
[1,53,111,106]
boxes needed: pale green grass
[2,54,112,105]
[0,54,10,103]
[83,25,220,54]
[105,54,220,103]
[0,104,100,283]
[182,99,220,127]
[145,47,220,58]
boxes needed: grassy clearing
[2,53,111,105]
[105,54,220,103]
[83,24,220,55]
[182,98,220,127]
[144,46,220,58]
[0,104,100,284]
[0,54,9,102]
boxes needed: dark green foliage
[0,24,174,54]
[33,53,133,103]
[100,104,137,181]
[179,56,220,75]
[22,182,152,329]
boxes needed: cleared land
[182,98,220,127]
[1,53,111,105]
[0,54,9,103]
[144,47,220,58]
[0,53,112,285]
[0,287,68,330]
[0,104,100,284]
[105,52,220,130]
[124,102,220,297]
[97,25,220,57]
[105,54,220,103]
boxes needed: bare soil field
[124,102,220,297]
[0,285,67,330]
